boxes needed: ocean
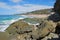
[0,15,27,32]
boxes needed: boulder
[6,20,34,35]
[41,33,59,40]
[38,21,56,37]
[30,20,56,40]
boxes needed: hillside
[20,8,52,15]
[14,8,52,15]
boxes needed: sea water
[0,15,27,32]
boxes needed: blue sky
[0,0,55,15]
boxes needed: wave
[0,15,33,32]
[0,17,26,32]
[0,25,9,32]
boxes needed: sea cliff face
[48,0,60,22]
[54,0,60,14]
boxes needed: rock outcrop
[48,0,60,22]
[6,18,57,40]
[54,0,60,14]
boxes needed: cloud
[0,2,11,9]
[0,2,53,15]
[11,4,53,13]
[10,0,22,3]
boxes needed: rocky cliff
[48,0,60,22]
[54,0,60,14]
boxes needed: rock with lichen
[6,20,34,35]
[37,20,56,37]
[41,33,59,40]
[5,18,57,40]
[25,20,56,39]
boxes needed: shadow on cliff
[48,13,60,22]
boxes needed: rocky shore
[1,0,60,40]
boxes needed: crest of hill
[14,8,53,15]
[20,8,53,15]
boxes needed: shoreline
[0,17,26,32]
[0,14,51,32]
[21,14,50,18]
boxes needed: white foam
[0,15,32,32]
[0,17,25,32]
[10,18,25,23]
[0,25,9,32]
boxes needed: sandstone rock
[17,34,30,40]
[29,20,56,40]
[31,29,39,39]
[6,20,34,35]
[38,20,56,37]
[41,33,59,40]
[6,18,58,40]
[41,37,48,40]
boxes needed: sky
[0,0,55,15]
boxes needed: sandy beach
[23,14,50,18]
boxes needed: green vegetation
[20,8,52,15]
[14,8,52,15]
[28,9,52,14]
[23,18,47,24]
